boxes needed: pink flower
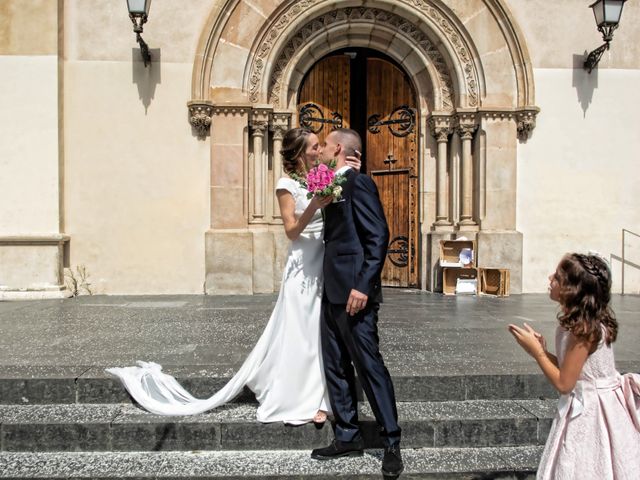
[302,163,343,198]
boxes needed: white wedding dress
[107,177,330,424]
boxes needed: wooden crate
[480,268,510,296]
[439,240,476,267]
[443,267,478,295]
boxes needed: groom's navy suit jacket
[323,168,389,304]
[321,167,400,447]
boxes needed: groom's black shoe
[311,439,364,460]
[381,443,404,477]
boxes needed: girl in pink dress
[509,253,640,480]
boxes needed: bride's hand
[310,194,333,211]
[345,150,362,172]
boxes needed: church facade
[1,0,639,298]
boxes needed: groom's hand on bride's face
[346,289,368,316]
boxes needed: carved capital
[516,107,540,141]
[270,114,290,140]
[249,107,271,137]
[270,112,290,128]
[187,101,213,137]
[429,115,453,143]
[456,110,478,140]
[250,121,268,137]
[457,124,476,140]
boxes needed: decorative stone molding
[0,234,70,246]
[456,111,479,139]
[404,0,480,107]
[246,1,481,110]
[478,109,516,121]
[429,115,454,142]
[270,112,290,140]
[187,101,214,137]
[477,107,540,139]
[516,107,540,141]
[193,0,538,112]
[484,0,536,107]
[262,7,457,110]
[250,121,268,136]
[212,105,252,117]
[250,108,271,134]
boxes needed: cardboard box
[439,240,476,267]
[480,268,510,296]
[443,267,478,295]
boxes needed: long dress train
[107,177,330,424]
[536,326,640,479]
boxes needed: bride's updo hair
[280,128,312,175]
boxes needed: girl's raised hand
[508,323,546,359]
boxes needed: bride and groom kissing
[108,127,404,477]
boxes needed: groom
[311,128,403,477]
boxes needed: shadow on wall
[572,53,598,118]
[132,48,162,114]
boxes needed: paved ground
[1,290,639,377]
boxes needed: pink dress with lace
[537,326,640,479]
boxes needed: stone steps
[0,370,557,405]
[0,400,555,452]
[0,371,554,478]
[0,447,542,479]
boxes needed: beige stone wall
[60,0,213,294]
[0,0,58,56]
[0,0,60,234]
[504,0,640,293]
[517,68,640,293]
[0,55,60,234]
[505,0,640,70]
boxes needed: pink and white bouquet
[291,160,346,201]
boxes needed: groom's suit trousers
[321,296,401,447]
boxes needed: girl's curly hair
[556,253,617,345]
[280,128,312,175]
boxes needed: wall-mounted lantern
[127,0,152,67]
[584,0,627,73]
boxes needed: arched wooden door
[297,51,419,288]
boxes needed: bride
[107,128,360,425]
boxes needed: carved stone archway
[244,1,483,111]
[190,0,539,295]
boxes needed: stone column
[270,113,290,221]
[206,105,253,295]
[426,115,455,293]
[457,113,478,230]
[250,111,269,223]
[429,116,453,230]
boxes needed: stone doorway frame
[188,0,540,295]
